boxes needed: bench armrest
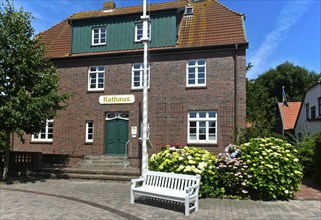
[185,184,200,197]
[131,176,146,188]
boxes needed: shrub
[297,135,316,177]
[149,146,220,198]
[312,131,321,185]
[215,144,251,199]
[240,137,303,200]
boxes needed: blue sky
[13,0,321,79]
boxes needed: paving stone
[0,179,320,220]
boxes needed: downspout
[234,44,238,143]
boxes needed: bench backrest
[143,170,200,191]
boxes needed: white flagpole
[141,0,150,174]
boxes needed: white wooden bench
[130,170,201,216]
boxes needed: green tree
[244,62,320,141]
[0,0,70,179]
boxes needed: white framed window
[32,119,53,142]
[92,27,106,46]
[86,121,94,143]
[186,59,206,87]
[188,111,217,144]
[135,22,151,42]
[131,63,150,89]
[88,66,105,91]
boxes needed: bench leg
[130,190,135,204]
[195,196,199,211]
[185,198,189,216]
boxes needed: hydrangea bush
[240,137,303,200]
[215,144,251,199]
[149,146,220,198]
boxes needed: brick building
[13,0,248,166]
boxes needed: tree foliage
[0,0,70,178]
[244,61,320,140]
[0,0,69,136]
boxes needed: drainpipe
[234,44,238,143]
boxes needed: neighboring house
[12,0,248,166]
[277,102,301,136]
[294,82,321,141]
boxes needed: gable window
[86,121,94,143]
[32,119,53,142]
[311,106,316,120]
[188,111,217,144]
[132,63,150,89]
[135,22,151,42]
[306,103,309,120]
[92,27,106,46]
[186,59,206,87]
[88,66,105,91]
[318,97,321,117]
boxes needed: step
[83,155,127,161]
[30,172,136,181]
[78,162,129,168]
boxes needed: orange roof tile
[278,102,302,130]
[39,0,247,58]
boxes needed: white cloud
[247,0,314,79]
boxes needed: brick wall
[13,47,246,166]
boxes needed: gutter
[234,44,238,142]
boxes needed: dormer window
[185,6,193,15]
[92,27,106,46]
[135,22,151,42]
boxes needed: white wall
[295,83,321,140]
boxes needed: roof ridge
[71,1,184,19]
[37,14,73,36]
[213,0,244,16]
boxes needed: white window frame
[86,121,94,143]
[186,59,206,87]
[131,63,150,90]
[135,22,151,42]
[92,27,106,46]
[188,111,217,144]
[32,119,53,142]
[88,66,105,91]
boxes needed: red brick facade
[13,47,246,166]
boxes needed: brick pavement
[1,179,320,220]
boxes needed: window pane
[198,79,205,84]
[189,79,195,84]
[209,135,216,140]
[188,68,195,73]
[90,67,96,72]
[189,134,196,140]
[190,128,196,133]
[190,121,196,127]
[209,112,216,118]
[188,60,196,66]
[198,60,205,65]
[98,66,104,71]
[198,67,205,73]
[189,112,197,118]
[199,135,206,140]
[199,112,206,118]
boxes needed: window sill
[307,118,321,122]
[84,142,93,145]
[185,86,207,90]
[187,143,218,147]
[91,44,106,47]
[87,90,104,93]
[130,88,150,92]
[30,141,53,144]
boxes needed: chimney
[103,1,116,11]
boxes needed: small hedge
[149,146,220,198]
[240,137,303,200]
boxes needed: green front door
[105,119,128,156]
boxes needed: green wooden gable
[71,12,178,54]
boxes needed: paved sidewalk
[1,179,320,220]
